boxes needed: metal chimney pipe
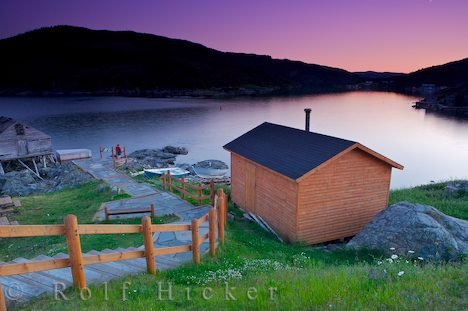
[304,108,311,132]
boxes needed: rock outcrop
[193,160,228,170]
[127,146,188,170]
[445,180,468,194]
[347,202,468,261]
[0,162,93,196]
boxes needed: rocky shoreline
[414,100,468,117]
[0,162,93,197]
[413,84,468,118]
[125,146,189,171]
[0,145,229,197]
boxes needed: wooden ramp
[0,213,212,309]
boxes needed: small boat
[144,167,190,179]
[192,160,229,178]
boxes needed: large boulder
[127,148,182,170]
[162,146,188,155]
[128,149,176,160]
[347,202,468,261]
[193,160,228,169]
[445,180,468,194]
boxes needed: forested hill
[0,26,362,96]
[391,58,468,89]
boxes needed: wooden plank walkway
[0,206,212,308]
[1,158,216,308]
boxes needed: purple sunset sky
[1,0,467,73]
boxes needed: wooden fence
[0,189,228,310]
[162,173,215,206]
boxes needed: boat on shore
[192,160,229,178]
[144,167,190,179]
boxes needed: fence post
[191,219,200,264]
[210,180,215,206]
[209,208,216,257]
[64,215,86,289]
[99,145,103,159]
[224,194,228,225]
[217,189,225,245]
[142,216,156,274]
[0,283,6,311]
[168,172,172,192]
[181,177,185,199]
[104,207,110,222]
[197,183,202,206]
[112,147,115,168]
[150,204,155,218]
[162,174,166,190]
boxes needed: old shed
[224,122,403,244]
[0,116,53,174]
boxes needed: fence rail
[0,189,228,311]
[161,173,215,206]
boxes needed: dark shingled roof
[223,122,357,180]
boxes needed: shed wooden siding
[230,153,298,242]
[296,148,392,244]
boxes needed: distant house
[224,122,403,244]
[0,116,53,174]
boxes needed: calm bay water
[1,91,468,189]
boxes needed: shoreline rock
[0,162,93,197]
[347,201,468,261]
[126,146,188,171]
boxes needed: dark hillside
[0,26,361,96]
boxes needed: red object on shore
[115,144,122,157]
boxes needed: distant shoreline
[0,87,405,100]
[414,100,468,118]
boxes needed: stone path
[74,157,200,221]
[1,158,217,308]
[74,158,156,197]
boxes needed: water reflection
[1,92,467,188]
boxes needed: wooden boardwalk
[0,206,212,307]
[1,158,217,308]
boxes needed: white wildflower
[386,258,393,263]
[377,261,383,265]
[389,247,396,251]
[408,250,415,254]
[397,271,405,277]
[391,254,398,260]
[418,256,424,260]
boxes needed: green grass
[0,181,177,261]
[14,181,468,310]
[389,180,468,220]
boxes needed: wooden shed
[224,122,403,244]
[0,116,53,174]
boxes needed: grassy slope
[0,181,177,261]
[15,181,467,310]
[389,181,468,220]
